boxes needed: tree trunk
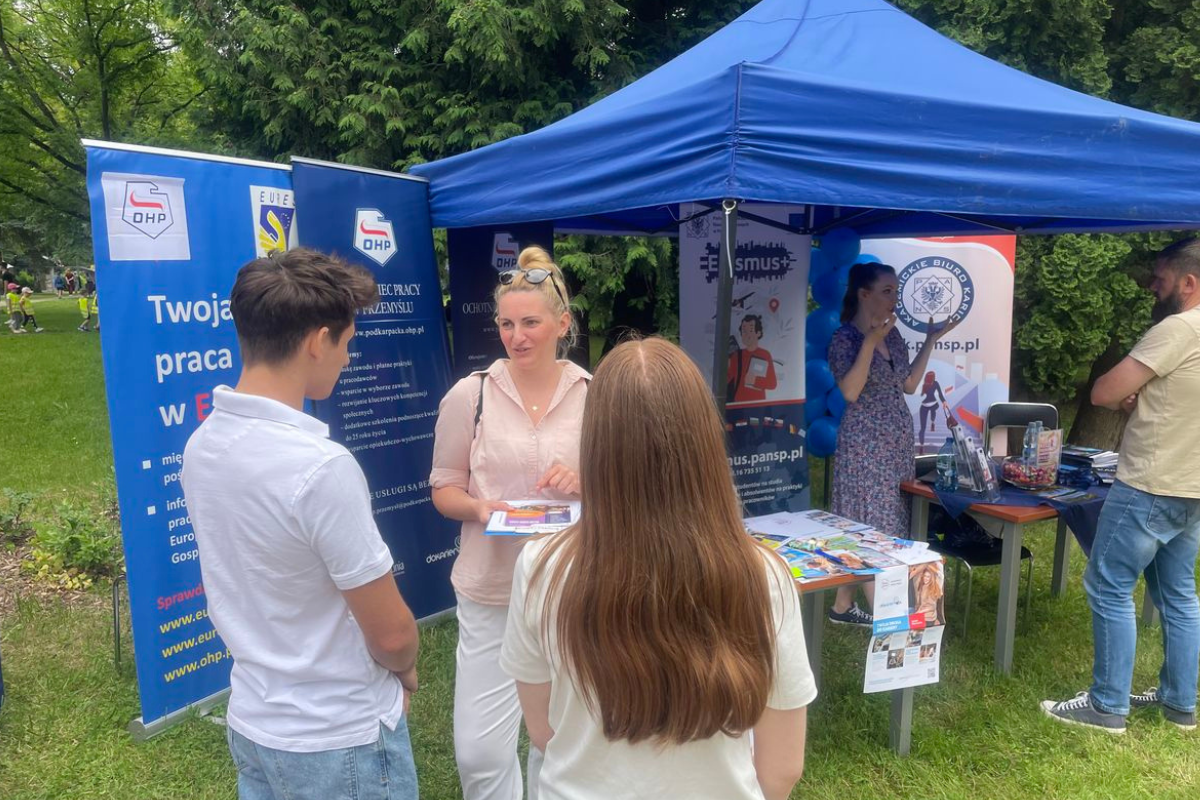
[1067,336,1129,450]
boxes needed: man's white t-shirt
[501,537,817,800]
[182,386,402,752]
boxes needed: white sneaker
[34,327,44,332]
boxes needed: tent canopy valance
[409,0,1200,238]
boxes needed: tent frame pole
[711,199,740,416]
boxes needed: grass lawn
[3,298,1200,799]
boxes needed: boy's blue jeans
[1085,480,1200,716]
[227,719,419,800]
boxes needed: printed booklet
[744,510,934,583]
[485,501,581,536]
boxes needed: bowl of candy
[1000,457,1057,489]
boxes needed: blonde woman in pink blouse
[430,246,588,800]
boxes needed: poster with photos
[863,561,946,693]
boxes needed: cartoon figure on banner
[727,314,777,403]
[724,285,799,407]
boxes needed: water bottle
[936,437,957,492]
[1022,422,1037,466]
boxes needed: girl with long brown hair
[500,338,815,800]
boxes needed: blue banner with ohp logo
[85,141,297,727]
[291,158,458,622]
[446,224,554,377]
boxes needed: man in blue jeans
[1042,238,1200,734]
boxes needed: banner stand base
[128,687,231,741]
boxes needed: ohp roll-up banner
[84,140,297,733]
[446,224,554,377]
[679,204,812,514]
[291,158,458,620]
[864,236,1015,455]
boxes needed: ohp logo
[897,256,975,334]
[353,209,396,266]
[491,233,519,272]
[121,181,174,238]
[100,172,190,261]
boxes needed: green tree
[170,0,757,168]
[556,235,678,354]
[168,0,752,342]
[0,0,204,263]
[898,0,1199,447]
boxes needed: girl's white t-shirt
[501,537,817,800]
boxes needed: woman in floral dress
[826,262,957,625]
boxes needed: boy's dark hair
[230,248,379,365]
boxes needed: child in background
[6,282,25,334]
[91,292,99,333]
[78,288,93,332]
[18,288,43,332]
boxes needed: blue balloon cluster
[804,229,878,457]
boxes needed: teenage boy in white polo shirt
[183,248,420,800]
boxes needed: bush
[15,269,37,289]
[25,502,123,589]
[0,488,36,547]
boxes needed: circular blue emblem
[896,256,974,334]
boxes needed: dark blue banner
[85,142,297,726]
[725,403,812,515]
[446,224,554,377]
[291,158,458,621]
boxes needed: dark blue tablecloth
[931,482,1108,556]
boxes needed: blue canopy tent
[410,0,1200,403]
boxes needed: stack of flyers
[799,509,874,533]
[774,545,841,580]
[747,530,794,550]
[770,542,899,582]
[485,501,580,536]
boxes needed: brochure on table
[485,501,580,535]
[743,508,945,693]
[744,509,936,582]
[864,561,947,693]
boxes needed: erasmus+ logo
[700,240,794,284]
[353,209,396,266]
[896,256,975,334]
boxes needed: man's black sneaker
[827,602,873,627]
[1040,691,1126,734]
[1130,687,1197,730]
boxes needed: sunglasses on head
[498,268,567,308]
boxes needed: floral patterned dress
[828,323,915,537]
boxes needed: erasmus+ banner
[864,236,1015,455]
[85,141,297,729]
[679,204,811,515]
[291,159,458,621]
